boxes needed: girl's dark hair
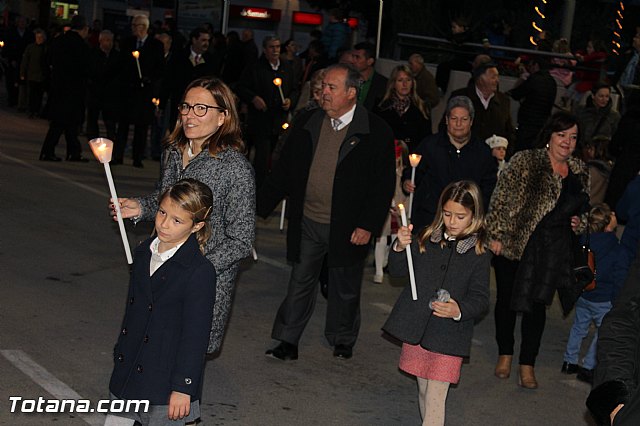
[166,77,245,155]
[534,111,580,149]
[158,178,214,253]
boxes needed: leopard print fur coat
[486,148,589,260]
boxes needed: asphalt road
[0,96,597,425]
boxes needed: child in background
[373,139,408,283]
[485,134,508,177]
[106,179,216,426]
[383,181,491,426]
[562,203,630,384]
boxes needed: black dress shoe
[577,368,594,384]
[265,342,298,361]
[333,344,353,359]
[561,362,579,374]
[67,156,89,163]
[39,154,62,162]
[133,160,144,168]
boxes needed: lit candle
[408,153,422,219]
[152,97,159,113]
[132,50,143,86]
[0,41,4,48]
[272,78,285,103]
[88,138,133,264]
[397,204,417,300]
[281,122,289,130]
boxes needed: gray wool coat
[136,146,256,353]
[383,232,491,358]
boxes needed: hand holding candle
[397,204,418,300]
[132,50,143,87]
[272,77,285,103]
[408,153,422,219]
[88,138,133,265]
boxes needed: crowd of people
[5,10,640,426]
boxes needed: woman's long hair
[378,65,429,119]
[158,178,214,253]
[165,77,245,155]
[417,180,487,254]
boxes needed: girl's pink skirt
[399,343,463,384]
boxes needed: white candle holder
[397,203,417,300]
[88,138,133,264]
[408,153,422,219]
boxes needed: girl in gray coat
[383,181,491,426]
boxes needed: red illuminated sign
[230,5,282,22]
[347,17,359,29]
[292,11,323,26]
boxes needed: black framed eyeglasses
[177,103,226,117]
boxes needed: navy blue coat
[109,235,216,405]
[405,131,497,232]
[581,232,630,304]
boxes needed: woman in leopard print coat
[486,111,590,389]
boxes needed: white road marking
[0,152,107,197]
[1,349,105,425]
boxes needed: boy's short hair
[589,203,612,233]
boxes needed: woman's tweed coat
[486,148,589,261]
[136,146,255,353]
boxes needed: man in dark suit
[235,35,297,187]
[39,15,90,162]
[162,26,220,130]
[86,30,121,143]
[351,41,387,111]
[447,59,515,147]
[114,14,164,168]
[257,64,396,360]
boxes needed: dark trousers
[251,133,278,189]
[27,81,44,115]
[272,216,365,348]
[115,119,149,163]
[40,120,82,159]
[493,255,546,366]
[86,106,117,142]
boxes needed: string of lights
[611,1,625,55]
[530,0,549,46]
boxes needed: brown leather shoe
[518,365,538,389]
[494,355,512,379]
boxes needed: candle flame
[132,50,140,59]
[397,203,405,210]
[282,122,289,129]
[273,78,282,86]
[152,98,160,106]
[409,153,422,167]
[99,143,107,151]
[0,41,4,47]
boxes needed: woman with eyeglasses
[109,77,256,354]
